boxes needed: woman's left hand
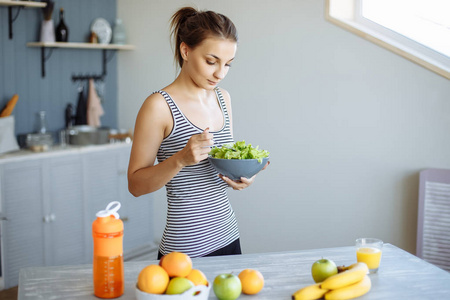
[219,174,256,190]
[219,161,270,190]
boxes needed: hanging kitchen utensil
[75,83,87,125]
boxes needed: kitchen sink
[67,125,110,145]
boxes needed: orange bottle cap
[92,201,124,233]
[96,201,121,219]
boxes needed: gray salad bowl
[208,156,269,181]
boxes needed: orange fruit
[186,269,208,286]
[238,269,264,295]
[159,252,193,277]
[137,264,169,294]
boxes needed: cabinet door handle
[0,215,8,221]
[43,214,56,223]
[121,217,129,222]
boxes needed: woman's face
[182,37,237,90]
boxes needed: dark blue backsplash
[0,0,118,136]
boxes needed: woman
[128,7,267,258]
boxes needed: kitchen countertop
[17,244,450,299]
[0,142,131,164]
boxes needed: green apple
[165,277,194,295]
[213,273,242,300]
[311,258,338,283]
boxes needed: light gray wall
[117,0,450,255]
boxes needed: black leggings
[158,238,241,259]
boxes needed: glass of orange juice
[356,238,383,273]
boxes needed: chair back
[417,168,450,271]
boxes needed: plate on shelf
[91,18,112,44]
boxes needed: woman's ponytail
[170,7,238,68]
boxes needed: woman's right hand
[178,128,214,167]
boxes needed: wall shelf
[27,42,135,50]
[27,42,135,79]
[0,0,47,39]
[0,0,46,8]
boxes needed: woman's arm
[127,93,213,197]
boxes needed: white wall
[117,0,450,255]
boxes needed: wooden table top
[18,244,450,299]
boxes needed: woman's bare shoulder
[217,87,231,98]
[136,91,172,129]
[141,91,167,110]
[216,87,232,107]
[140,91,170,117]
[132,91,174,143]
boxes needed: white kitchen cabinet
[0,154,86,288]
[83,149,122,258]
[0,144,153,289]
[43,155,86,267]
[0,160,46,289]
[83,145,153,257]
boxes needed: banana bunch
[292,263,371,300]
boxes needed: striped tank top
[155,88,240,257]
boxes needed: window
[326,0,450,79]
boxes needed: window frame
[325,0,450,80]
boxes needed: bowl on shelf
[208,156,269,181]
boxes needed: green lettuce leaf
[209,141,269,163]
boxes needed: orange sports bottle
[92,201,124,298]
